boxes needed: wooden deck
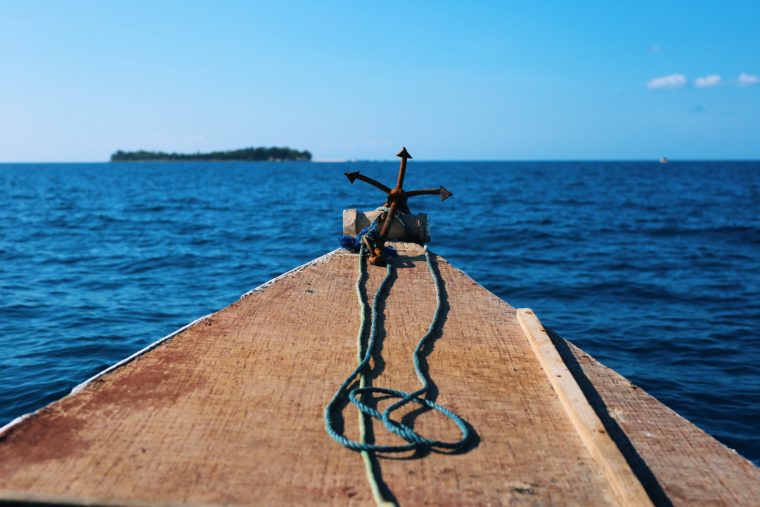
[1,244,758,506]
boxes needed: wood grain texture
[517,309,652,507]
[560,340,760,507]
[0,244,757,506]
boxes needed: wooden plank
[0,490,192,506]
[517,308,653,507]
[342,208,429,242]
[561,340,760,506]
[0,244,619,505]
[0,245,757,505]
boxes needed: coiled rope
[324,245,473,504]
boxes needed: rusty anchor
[344,147,452,266]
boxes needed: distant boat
[660,156,669,164]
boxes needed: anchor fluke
[405,186,454,201]
[396,147,412,159]
[344,171,391,193]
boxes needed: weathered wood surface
[1,244,758,506]
[517,309,652,506]
[560,340,760,506]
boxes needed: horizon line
[1,158,759,164]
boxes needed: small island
[110,146,312,162]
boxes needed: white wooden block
[342,208,430,243]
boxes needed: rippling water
[1,161,758,464]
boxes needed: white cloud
[737,73,760,86]
[647,74,687,90]
[695,74,721,88]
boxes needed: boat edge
[0,249,342,438]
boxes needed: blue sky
[1,1,758,161]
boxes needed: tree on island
[110,147,312,162]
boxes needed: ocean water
[0,161,758,465]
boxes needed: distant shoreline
[110,147,312,162]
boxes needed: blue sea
[1,161,758,465]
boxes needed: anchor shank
[396,157,408,190]
[378,201,399,240]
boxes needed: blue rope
[324,246,472,454]
[339,211,398,257]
